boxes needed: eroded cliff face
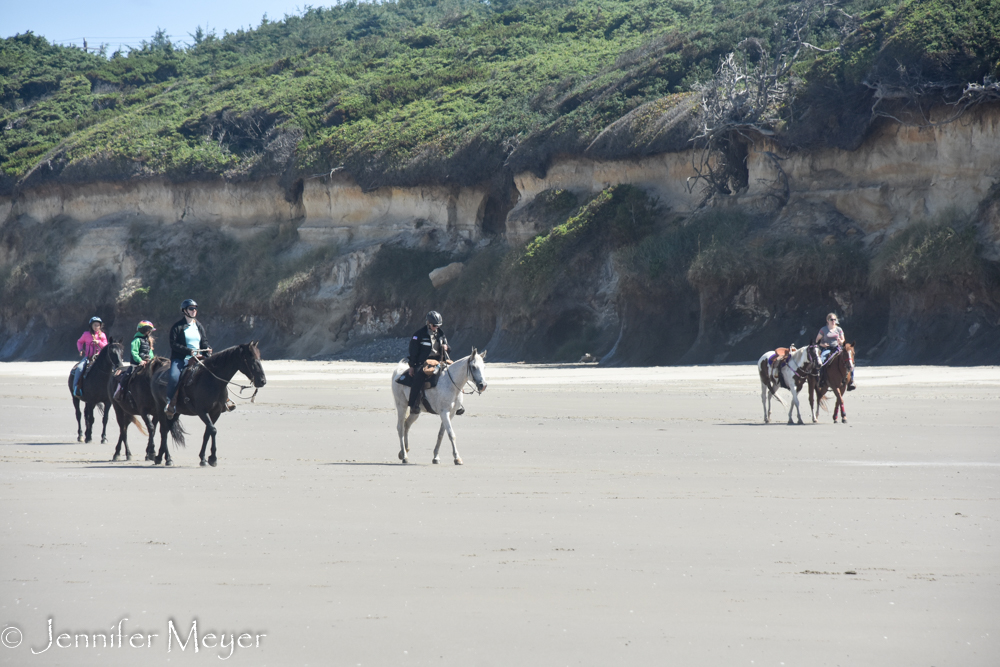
[1,106,998,363]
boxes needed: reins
[189,349,260,403]
[444,358,482,395]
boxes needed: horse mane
[202,342,260,373]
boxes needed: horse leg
[440,413,462,465]
[111,404,128,461]
[84,403,95,443]
[74,398,83,442]
[208,414,220,466]
[99,402,110,444]
[155,417,172,466]
[198,413,219,467]
[760,382,770,423]
[807,379,817,423]
[432,423,446,464]
[144,416,157,461]
[395,399,410,463]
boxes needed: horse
[391,348,488,465]
[149,342,266,467]
[67,338,126,444]
[808,343,856,423]
[108,357,170,462]
[757,345,821,424]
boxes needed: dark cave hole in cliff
[481,172,518,237]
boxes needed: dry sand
[1,360,998,666]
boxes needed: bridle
[446,356,484,395]
[189,347,263,403]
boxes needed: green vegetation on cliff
[3,0,997,192]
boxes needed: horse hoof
[454,458,463,466]
[125,455,131,461]
[842,418,848,423]
[401,458,409,464]
[209,458,217,467]
[112,454,120,462]
[432,458,439,464]
[145,454,155,462]
[101,437,107,444]
[398,451,405,461]
[200,460,207,467]
[85,438,92,444]
[165,460,173,467]
[77,435,84,443]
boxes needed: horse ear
[480,349,487,359]
[471,346,477,357]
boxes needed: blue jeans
[166,358,187,401]
[72,359,86,394]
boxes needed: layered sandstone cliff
[1,106,998,363]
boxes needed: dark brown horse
[149,342,266,466]
[808,343,856,423]
[109,357,173,462]
[67,338,126,444]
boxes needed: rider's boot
[165,386,181,418]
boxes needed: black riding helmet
[181,299,198,312]
[426,311,443,327]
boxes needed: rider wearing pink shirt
[72,317,108,396]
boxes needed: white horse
[391,348,488,465]
[756,345,820,424]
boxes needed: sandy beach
[1,360,998,666]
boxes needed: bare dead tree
[687,0,847,202]
[866,68,1000,127]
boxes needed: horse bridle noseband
[446,357,483,395]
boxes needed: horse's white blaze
[391,350,487,464]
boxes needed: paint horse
[757,345,821,424]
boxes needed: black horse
[67,338,126,444]
[109,357,170,462]
[149,342,266,467]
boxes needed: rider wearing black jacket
[407,311,450,414]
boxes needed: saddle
[396,359,452,414]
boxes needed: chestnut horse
[808,344,856,423]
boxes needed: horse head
[468,347,488,393]
[806,344,822,372]
[106,337,127,370]
[844,343,855,367]
[239,341,267,388]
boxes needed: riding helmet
[137,320,155,332]
[426,311,443,326]
[181,299,198,312]
[89,316,103,325]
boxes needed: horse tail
[132,416,147,436]
[169,419,186,448]
[769,386,786,407]
[818,394,829,413]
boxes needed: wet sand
[1,361,998,666]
